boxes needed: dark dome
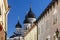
[25,8,36,18]
[23,19,30,24]
[10,34,16,38]
[15,20,22,28]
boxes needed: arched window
[0,23,2,31]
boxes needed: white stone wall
[38,1,60,40]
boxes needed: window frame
[0,7,1,15]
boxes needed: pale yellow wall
[24,26,37,40]
[0,0,9,31]
[0,0,9,40]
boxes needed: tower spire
[18,16,19,21]
[30,0,32,10]
[15,16,22,28]
[30,0,32,9]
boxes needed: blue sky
[7,0,52,37]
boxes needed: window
[53,9,57,24]
[53,14,57,24]
[0,8,1,15]
[0,23,2,31]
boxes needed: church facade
[9,8,37,40]
[8,0,60,40]
[0,0,9,40]
[24,8,37,40]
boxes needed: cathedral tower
[23,7,36,33]
[15,20,22,35]
[0,0,9,40]
[9,19,24,40]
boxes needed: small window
[53,14,57,24]
[0,8,1,15]
[53,9,57,25]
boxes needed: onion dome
[10,34,16,38]
[15,20,22,28]
[23,19,30,24]
[25,8,36,18]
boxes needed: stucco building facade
[0,0,9,40]
[24,24,37,40]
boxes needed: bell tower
[0,0,10,40]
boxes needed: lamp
[55,28,59,38]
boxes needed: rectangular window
[53,14,57,24]
[0,8,1,15]
[53,9,57,25]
